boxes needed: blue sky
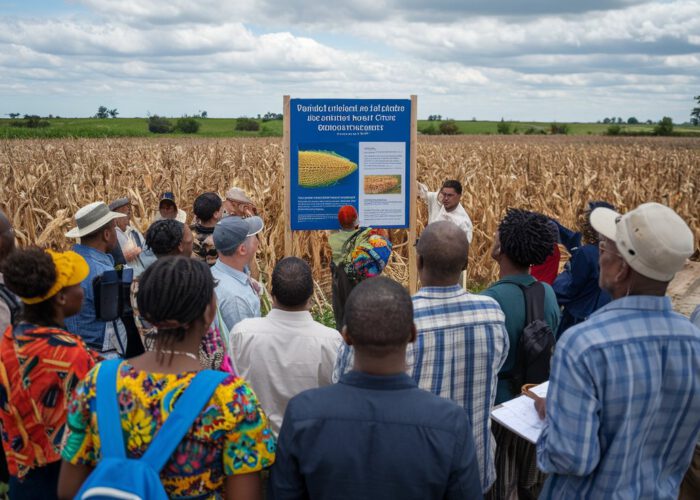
[1,0,698,121]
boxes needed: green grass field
[417,120,700,136]
[0,117,284,139]
[0,117,697,138]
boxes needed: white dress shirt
[419,184,474,243]
[116,225,149,276]
[230,308,343,435]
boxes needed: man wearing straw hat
[536,202,700,499]
[64,201,129,359]
[109,197,151,276]
[223,187,258,218]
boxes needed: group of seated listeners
[0,180,698,500]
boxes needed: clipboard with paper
[491,381,549,444]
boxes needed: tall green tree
[691,95,700,126]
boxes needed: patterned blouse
[61,361,276,499]
[0,323,99,478]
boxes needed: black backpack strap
[517,281,546,324]
[499,281,547,389]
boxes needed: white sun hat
[65,201,126,238]
[590,202,694,282]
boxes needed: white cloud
[0,0,697,121]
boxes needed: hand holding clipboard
[522,383,547,420]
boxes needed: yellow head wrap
[20,250,90,305]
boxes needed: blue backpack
[75,359,227,500]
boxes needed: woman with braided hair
[140,219,230,371]
[481,209,560,500]
[482,208,560,404]
[0,247,99,499]
[58,256,275,499]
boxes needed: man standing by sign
[418,180,473,243]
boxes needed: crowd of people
[0,178,698,500]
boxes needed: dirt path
[668,261,700,317]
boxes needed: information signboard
[288,98,412,230]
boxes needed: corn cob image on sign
[289,98,412,230]
[298,151,358,188]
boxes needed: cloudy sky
[1,0,699,122]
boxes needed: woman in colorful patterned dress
[0,247,99,499]
[58,256,275,500]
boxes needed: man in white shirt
[230,256,342,435]
[109,197,152,276]
[418,180,473,243]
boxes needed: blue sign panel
[290,98,411,230]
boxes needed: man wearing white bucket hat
[536,202,700,499]
[64,202,129,359]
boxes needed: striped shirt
[408,285,509,492]
[537,295,700,499]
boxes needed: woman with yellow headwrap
[0,247,99,499]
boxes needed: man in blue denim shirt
[269,277,483,500]
[64,202,128,358]
[211,216,264,332]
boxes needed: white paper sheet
[491,381,549,444]
[358,142,405,226]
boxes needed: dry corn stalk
[1,136,698,299]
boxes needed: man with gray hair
[537,202,700,499]
[223,186,258,218]
[211,215,264,331]
[109,197,151,276]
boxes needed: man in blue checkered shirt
[536,202,700,499]
[408,221,509,493]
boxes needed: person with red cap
[328,206,393,332]
[329,206,365,331]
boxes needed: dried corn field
[1,136,699,299]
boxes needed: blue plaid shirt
[408,285,509,492]
[691,305,700,328]
[537,295,700,499]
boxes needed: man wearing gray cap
[211,215,264,332]
[64,202,129,358]
[536,202,700,499]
